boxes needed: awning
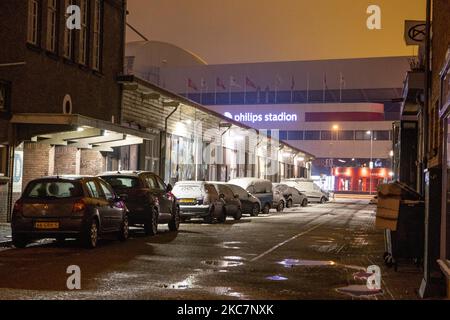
[10,113,158,152]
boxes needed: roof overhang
[401,71,425,116]
[11,113,158,152]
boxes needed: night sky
[126,0,426,64]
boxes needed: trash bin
[375,181,424,271]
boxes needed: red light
[13,201,23,215]
[72,200,86,213]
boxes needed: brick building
[0,0,135,222]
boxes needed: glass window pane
[304,131,320,140]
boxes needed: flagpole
[244,78,247,105]
[339,72,342,102]
[306,73,309,103]
[214,79,217,105]
[290,76,294,103]
[323,72,326,103]
[229,77,232,105]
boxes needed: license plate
[35,222,60,229]
[179,199,195,203]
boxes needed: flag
[339,72,346,102]
[323,73,327,102]
[188,78,198,91]
[201,78,207,89]
[246,76,257,90]
[216,77,226,90]
[230,76,241,88]
[276,75,282,88]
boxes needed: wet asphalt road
[0,198,422,300]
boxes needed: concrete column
[80,150,105,176]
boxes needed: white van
[281,178,329,203]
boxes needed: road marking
[250,219,330,262]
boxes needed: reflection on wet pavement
[277,259,336,267]
[336,285,383,297]
[266,275,288,281]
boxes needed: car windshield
[23,180,83,199]
[102,176,140,189]
[173,184,203,198]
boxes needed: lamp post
[367,130,374,195]
[332,125,339,192]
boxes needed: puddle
[211,287,246,299]
[217,241,245,250]
[202,260,244,268]
[266,275,288,281]
[336,285,383,297]
[277,259,336,268]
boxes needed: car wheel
[251,203,260,217]
[204,206,214,224]
[320,197,326,204]
[262,203,271,215]
[169,205,181,231]
[301,198,308,207]
[144,207,158,236]
[82,219,99,249]
[286,199,293,208]
[218,207,227,223]
[118,215,129,242]
[234,208,242,221]
[12,234,29,249]
[276,201,285,212]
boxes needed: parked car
[210,183,242,220]
[228,178,273,214]
[273,183,308,208]
[272,184,287,212]
[99,171,180,236]
[172,181,226,223]
[11,176,129,249]
[226,184,262,216]
[281,178,329,203]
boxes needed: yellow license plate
[179,199,195,203]
[35,222,60,229]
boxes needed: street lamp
[366,130,374,195]
[331,125,339,192]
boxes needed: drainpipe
[160,105,179,181]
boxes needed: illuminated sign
[224,112,298,124]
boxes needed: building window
[355,130,371,140]
[304,131,320,140]
[0,82,9,112]
[287,131,303,141]
[374,131,391,141]
[46,0,58,52]
[320,130,332,141]
[338,130,355,140]
[27,0,40,45]
[92,0,102,71]
[279,131,288,140]
[63,0,74,59]
[78,0,88,65]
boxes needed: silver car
[172,181,226,223]
[273,183,308,208]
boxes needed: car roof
[174,180,205,185]
[99,171,157,177]
[38,175,93,181]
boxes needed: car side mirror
[234,194,240,199]
[166,184,173,192]
[118,194,128,201]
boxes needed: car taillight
[13,201,23,215]
[72,200,86,213]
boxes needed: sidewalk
[0,223,11,246]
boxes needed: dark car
[226,183,261,216]
[172,181,226,223]
[228,178,274,214]
[99,171,180,235]
[211,183,242,220]
[11,176,129,249]
[273,183,308,208]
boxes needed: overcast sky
[126,0,425,64]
